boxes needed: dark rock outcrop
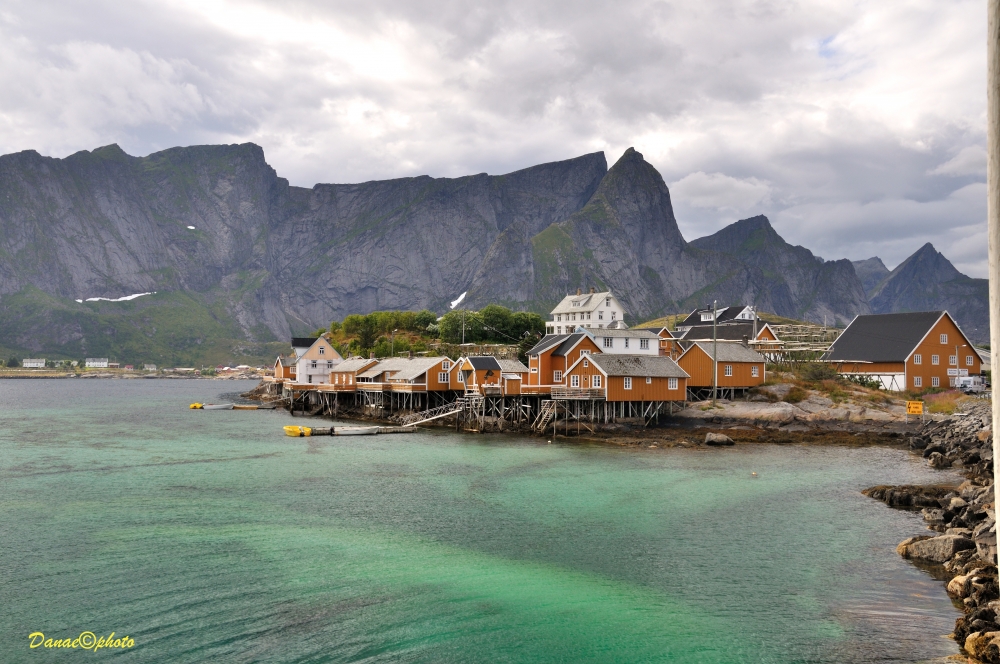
[851,256,890,296]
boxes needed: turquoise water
[0,380,961,663]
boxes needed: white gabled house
[22,359,46,368]
[294,337,344,384]
[546,288,625,334]
[85,358,109,368]
[676,306,756,333]
[579,327,659,355]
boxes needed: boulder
[896,535,932,557]
[965,630,1000,663]
[704,432,734,446]
[949,574,970,598]
[928,452,952,469]
[901,534,976,563]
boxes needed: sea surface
[0,379,964,663]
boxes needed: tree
[7,357,18,368]
[414,310,437,330]
[329,320,342,335]
[356,315,379,353]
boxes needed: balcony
[550,388,606,400]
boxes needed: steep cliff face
[687,216,871,326]
[869,243,988,342]
[852,257,890,296]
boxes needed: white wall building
[85,358,109,368]
[546,289,626,334]
[295,337,344,384]
[22,359,46,368]
[582,328,660,355]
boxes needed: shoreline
[0,372,266,380]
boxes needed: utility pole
[988,0,1000,538]
[712,299,718,406]
[462,310,466,345]
[391,329,398,356]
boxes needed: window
[913,354,922,365]
[967,355,975,366]
[311,361,317,368]
[724,365,733,377]
[438,372,449,383]
[319,346,325,355]
[586,313,591,320]
[931,377,940,387]
[598,311,604,320]
[624,377,632,390]
[668,377,678,390]
[604,337,613,348]
[554,370,563,382]
[570,375,580,387]
[913,376,922,388]
[931,355,939,365]
[645,376,651,384]
[701,312,714,321]
[598,324,603,329]
[606,298,611,307]
[950,355,958,366]
[580,349,590,355]
[751,366,759,377]
[593,375,602,388]
[327,361,333,368]
[611,312,616,320]
[442,360,450,370]
[530,367,538,373]
[583,359,589,368]
[640,338,649,350]
[940,334,948,344]
[624,338,629,349]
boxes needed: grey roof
[389,357,447,381]
[467,356,502,371]
[553,333,587,356]
[821,311,945,363]
[291,337,317,348]
[688,342,766,363]
[358,357,412,379]
[679,322,764,342]
[334,357,379,373]
[679,306,752,327]
[278,357,296,367]
[497,358,529,373]
[527,334,572,355]
[587,354,689,378]
[550,291,615,315]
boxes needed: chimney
[576,288,582,296]
[407,351,412,359]
[589,287,595,294]
[369,352,375,359]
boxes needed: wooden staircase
[532,400,557,433]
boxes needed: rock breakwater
[864,400,999,661]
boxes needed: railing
[550,388,606,400]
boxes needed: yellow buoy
[190,403,203,409]
[283,425,311,437]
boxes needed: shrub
[784,386,808,403]
[798,363,838,382]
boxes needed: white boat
[202,403,234,410]
[334,426,379,436]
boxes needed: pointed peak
[92,144,132,162]
[913,242,938,255]
[733,215,774,232]
[612,147,643,167]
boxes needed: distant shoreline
[0,372,266,380]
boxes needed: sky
[0,0,988,275]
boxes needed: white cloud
[929,145,987,177]
[670,172,771,212]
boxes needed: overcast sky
[0,0,987,275]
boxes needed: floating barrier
[282,425,414,437]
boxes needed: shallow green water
[0,380,962,663]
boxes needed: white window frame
[570,375,580,387]
[640,338,649,350]
[624,377,632,390]
[442,360,450,370]
[751,366,759,377]
[593,375,602,388]
[913,376,922,388]
[931,376,940,387]
[604,337,613,348]
[598,311,604,320]
[311,361,317,368]
[645,376,651,384]
[967,355,975,366]
[724,365,733,377]
[438,372,449,383]
[553,370,563,382]
[582,359,589,368]
[913,354,922,365]
[940,333,948,344]
[949,355,958,366]
[668,377,678,390]
[319,346,325,355]
[624,338,629,349]
[931,355,938,365]
[580,349,590,355]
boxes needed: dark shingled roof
[679,322,761,342]
[553,333,587,356]
[527,334,572,356]
[587,354,689,378]
[292,337,317,348]
[467,356,502,371]
[822,311,945,363]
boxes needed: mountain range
[0,143,987,364]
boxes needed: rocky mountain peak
[851,256,890,296]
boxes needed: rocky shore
[863,401,1000,662]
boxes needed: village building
[385,356,455,393]
[546,288,625,334]
[294,337,343,384]
[525,333,602,391]
[586,328,659,355]
[677,321,782,361]
[273,356,297,381]
[143,364,157,371]
[562,353,689,402]
[85,358,109,368]
[675,305,757,333]
[676,341,767,400]
[108,362,120,369]
[329,357,379,390]
[821,311,981,391]
[21,359,45,368]
[291,337,315,358]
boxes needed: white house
[546,288,626,334]
[143,364,157,371]
[582,328,660,355]
[85,358,109,368]
[22,359,45,368]
[676,306,757,333]
[294,337,344,384]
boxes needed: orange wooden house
[328,357,379,391]
[525,333,601,393]
[821,311,981,391]
[562,353,689,402]
[273,356,297,382]
[677,341,766,399]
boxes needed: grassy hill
[0,287,288,367]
